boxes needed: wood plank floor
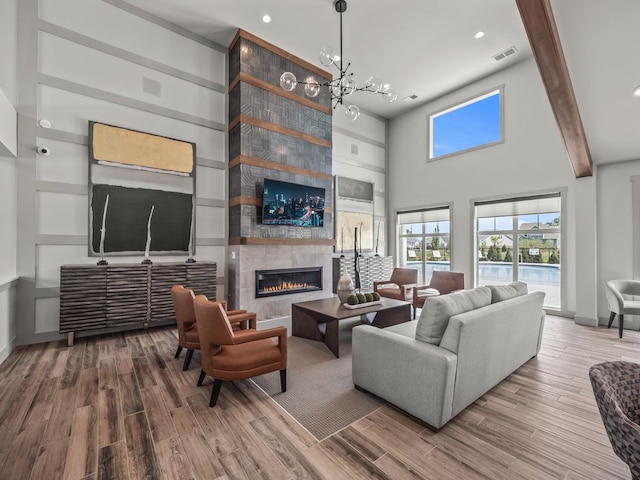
[0,314,636,479]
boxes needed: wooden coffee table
[291,297,411,358]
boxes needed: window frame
[397,205,452,285]
[474,192,563,311]
[427,85,505,162]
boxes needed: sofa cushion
[415,286,491,345]
[488,281,528,304]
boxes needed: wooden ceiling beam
[515,0,593,178]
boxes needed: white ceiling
[550,0,640,165]
[123,0,640,166]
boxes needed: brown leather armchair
[373,267,418,302]
[412,271,465,318]
[193,295,287,407]
[171,285,257,370]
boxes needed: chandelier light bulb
[331,82,342,98]
[344,104,360,121]
[383,86,398,103]
[340,76,356,95]
[365,76,383,93]
[279,72,297,91]
[304,80,321,98]
[319,47,336,67]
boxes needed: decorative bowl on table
[343,292,382,309]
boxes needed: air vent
[351,144,358,155]
[402,94,419,102]
[493,46,518,62]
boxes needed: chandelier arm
[279,0,395,121]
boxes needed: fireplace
[255,267,323,298]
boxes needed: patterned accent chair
[373,267,418,302]
[589,361,640,480]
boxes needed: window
[397,207,451,284]
[429,87,503,160]
[475,194,561,309]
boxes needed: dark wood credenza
[59,262,216,344]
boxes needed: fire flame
[263,281,308,292]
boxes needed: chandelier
[279,0,398,121]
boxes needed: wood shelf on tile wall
[229,73,333,116]
[228,30,332,81]
[229,195,333,213]
[229,237,335,246]
[228,156,333,181]
[229,114,332,148]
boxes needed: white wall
[15,0,227,345]
[389,58,584,317]
[0,0,18,362]
[597,159,640,328]
[332,108,389,257]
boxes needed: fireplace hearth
[255,267,323,298]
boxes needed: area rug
[252,317,385,440]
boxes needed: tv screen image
[262,179,325,227]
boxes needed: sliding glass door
[475,194,561,309]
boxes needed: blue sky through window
[430,89,501,159]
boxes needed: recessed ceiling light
[262,14,272,23]
[474,31,485,39]
[633,86,640,97]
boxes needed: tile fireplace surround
[228,244,333,324]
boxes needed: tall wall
[0,0,18,363]
[15,0,228,345]
[332,110,388,256]
[597,160,640,329]
[389,58,584,319]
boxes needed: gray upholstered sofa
[352,282,545,429]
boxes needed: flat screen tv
[262,179,325,227]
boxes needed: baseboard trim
[0,336,17,365]
[574,315,598,327]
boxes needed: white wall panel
[39,0,225,84]
[35,297,59,334]
[195,206,225,238]
[598,161,640,325]
[0,88,17,157]
[0,156,17,277]
[196,165,225,200]
[39,33,225,123]
[0,287,16,363]
[36,139,88,184]
[38,191,87,235]
[36,244,89,287]
[374,197,386,217]
[194,245,226,273]
[38,86,225,160]
[333,110,386,143]
[333,131,385,170]
[0,0,17,104]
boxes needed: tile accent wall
[227,30,335,317]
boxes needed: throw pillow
[415,286,492,345]
[488,281,528,304]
